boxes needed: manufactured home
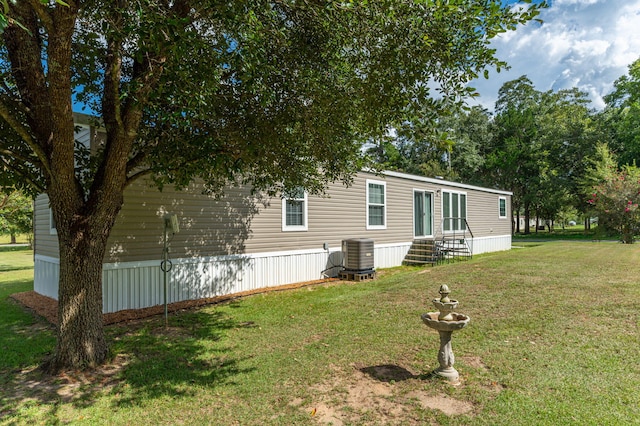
[33,114,511,313]
[34,168,512,313]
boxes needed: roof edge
[376,170,513,196]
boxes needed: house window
[499,197,507,218]
[282,187,308,231]
[442,191,467,231]
[49,208,57,235]
[366,179,386,230]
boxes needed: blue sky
[470,0,640,111]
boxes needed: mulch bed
[10,277,342,326]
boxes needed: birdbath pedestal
[421,285,470,383]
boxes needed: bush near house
[587,165,640,243]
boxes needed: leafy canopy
[0,0,546,199]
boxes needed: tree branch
[0,146,42,167]
[3,2,52,145]
[24,0,53,31]
[124,168,152,188]
[0,100,50,175]
[0,156,45,193]
[97,0,193,197]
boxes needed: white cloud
[469,0,640,111]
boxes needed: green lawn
[0,246,55,389]
[1,243,639,425]
[512,224,602,240]
[0,234,31,245]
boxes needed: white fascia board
[370,169,513,196]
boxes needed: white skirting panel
[101,248,350,313]
[374,242,412,268]
[34,239,507,313]
[470,234,512,255]
[34,255,59,299]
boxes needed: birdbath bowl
[421,312,470,332]
[421,284,470,384]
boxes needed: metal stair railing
[438,218,474,261]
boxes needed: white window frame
[282,188,308,232]
[49,208,57,235]
[442,190,467,232]
[499,196,507,219]
[366,179,387,230]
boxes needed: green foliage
[586,158,640,243]
[603,58,640,166]
[484,76,542,229]
[369,105,493,182]
[0,189,32,240]
[476,77,600,231]
[0,1,547,197]
[0,0,68,33]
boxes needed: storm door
[414,190,433,238]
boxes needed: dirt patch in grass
[1,353,130,418]
[299,363,474,425]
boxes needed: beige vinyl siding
[36,171,511,264]
[106,180,262,263]
[242,173,368,253]
[34,194,59,258]
[465,191,511,236]
[106,171,511,263]
[380,172,511,238]
[33,122,102,260]
[75,125,91,148]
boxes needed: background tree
[475,79,599,233]
[483,76,542,233]
[0,1,544,371]
[446,106,493,184]
[369,105,492,183]
[603,58,640,166]
[0,189,32,244]
[580,143,623,237]
[534,88,599,230]
[587,164,640,243]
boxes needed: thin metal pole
[163,219,168,328]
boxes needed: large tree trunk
[43,198,124,372]
[49,234,109,370]
[43,166,126,372]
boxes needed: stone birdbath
[421,284,470,383]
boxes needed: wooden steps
[403,239,441,265]
[403,237,472,266]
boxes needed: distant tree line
[368,58,640,240]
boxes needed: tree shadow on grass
[0,307,253,424]
[106,308,255,409]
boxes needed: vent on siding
[342,238,375,271]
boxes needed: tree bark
[524,202,531,234]
[45,231,109,371]
[44,211,121,373]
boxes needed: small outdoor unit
[342,238,375,271]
